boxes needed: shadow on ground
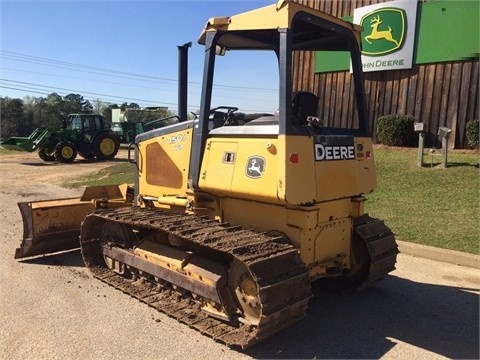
[245,276,479,359]
[19,157,129,166]
[22,252,480,359]
[21,249,85,267]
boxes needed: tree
[64,93,92,114]
[46,93,63,107]
[1,97,26,138]
[43,93,64,128]
[82,100,93,113]
[121,102,140,110]
[2,92,168,141]
[92,98,106,113]
[22,96,39,134]
[33,97,48,128]
[128,102,140,109]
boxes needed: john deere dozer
[12,1,398,348]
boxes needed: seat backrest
[291,91,319,125]
[211,111,225,129]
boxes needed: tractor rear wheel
[93,133,120,160]
[38,148,55,161]
[54,141,77,163]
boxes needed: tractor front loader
[2,127,55,154]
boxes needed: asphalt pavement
[0,152,478,359]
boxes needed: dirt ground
[0,148,131,185]
[0,150,478,360]
[0,150,248,360]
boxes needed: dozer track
[80,206,312,348]
[315,214,398,292]
[353,214,399,290]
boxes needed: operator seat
[291,91,319,125]
[246,92,319,127]
[211,111,226,129]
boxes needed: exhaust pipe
[177,42,192,122]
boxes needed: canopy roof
[198,0,363,51]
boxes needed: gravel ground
[0,151,478,360]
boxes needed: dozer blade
[15,184,132,259]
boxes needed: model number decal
[315,144,355,161]
[167,134,186,144]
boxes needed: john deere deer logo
[365,15,399,47]
[360,8,406,56]
[246,156,265,179]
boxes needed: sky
[0,0,280,114]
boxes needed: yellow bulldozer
[14,1,398,348]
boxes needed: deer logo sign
[360,8,406,56]
[365,15,399,46]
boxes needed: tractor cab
[69,114,107,139]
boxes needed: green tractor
[1,114,120,163]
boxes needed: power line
[1,82,274,113]
[2,68,276,100]
[1,50,279,92]
[0,77,277,113]
[1,49,279,112]
[1,51,178,84]
[3,67,178,92]
[0,78,177,107]
[0,84,202,112]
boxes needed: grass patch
[62,162,134,188]
[366,146,479,254]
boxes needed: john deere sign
[354,0,417,72]
[362,9,406,55]
[315,1,477,74]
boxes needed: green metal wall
[315,1,479,73]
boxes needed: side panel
[137,128,193,199]
[313,136,377,201]
[200,134,376,205]
[200,141,238,192]
[200,137,284,203]
[280,134,317,204]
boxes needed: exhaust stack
[177,42,192,122]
